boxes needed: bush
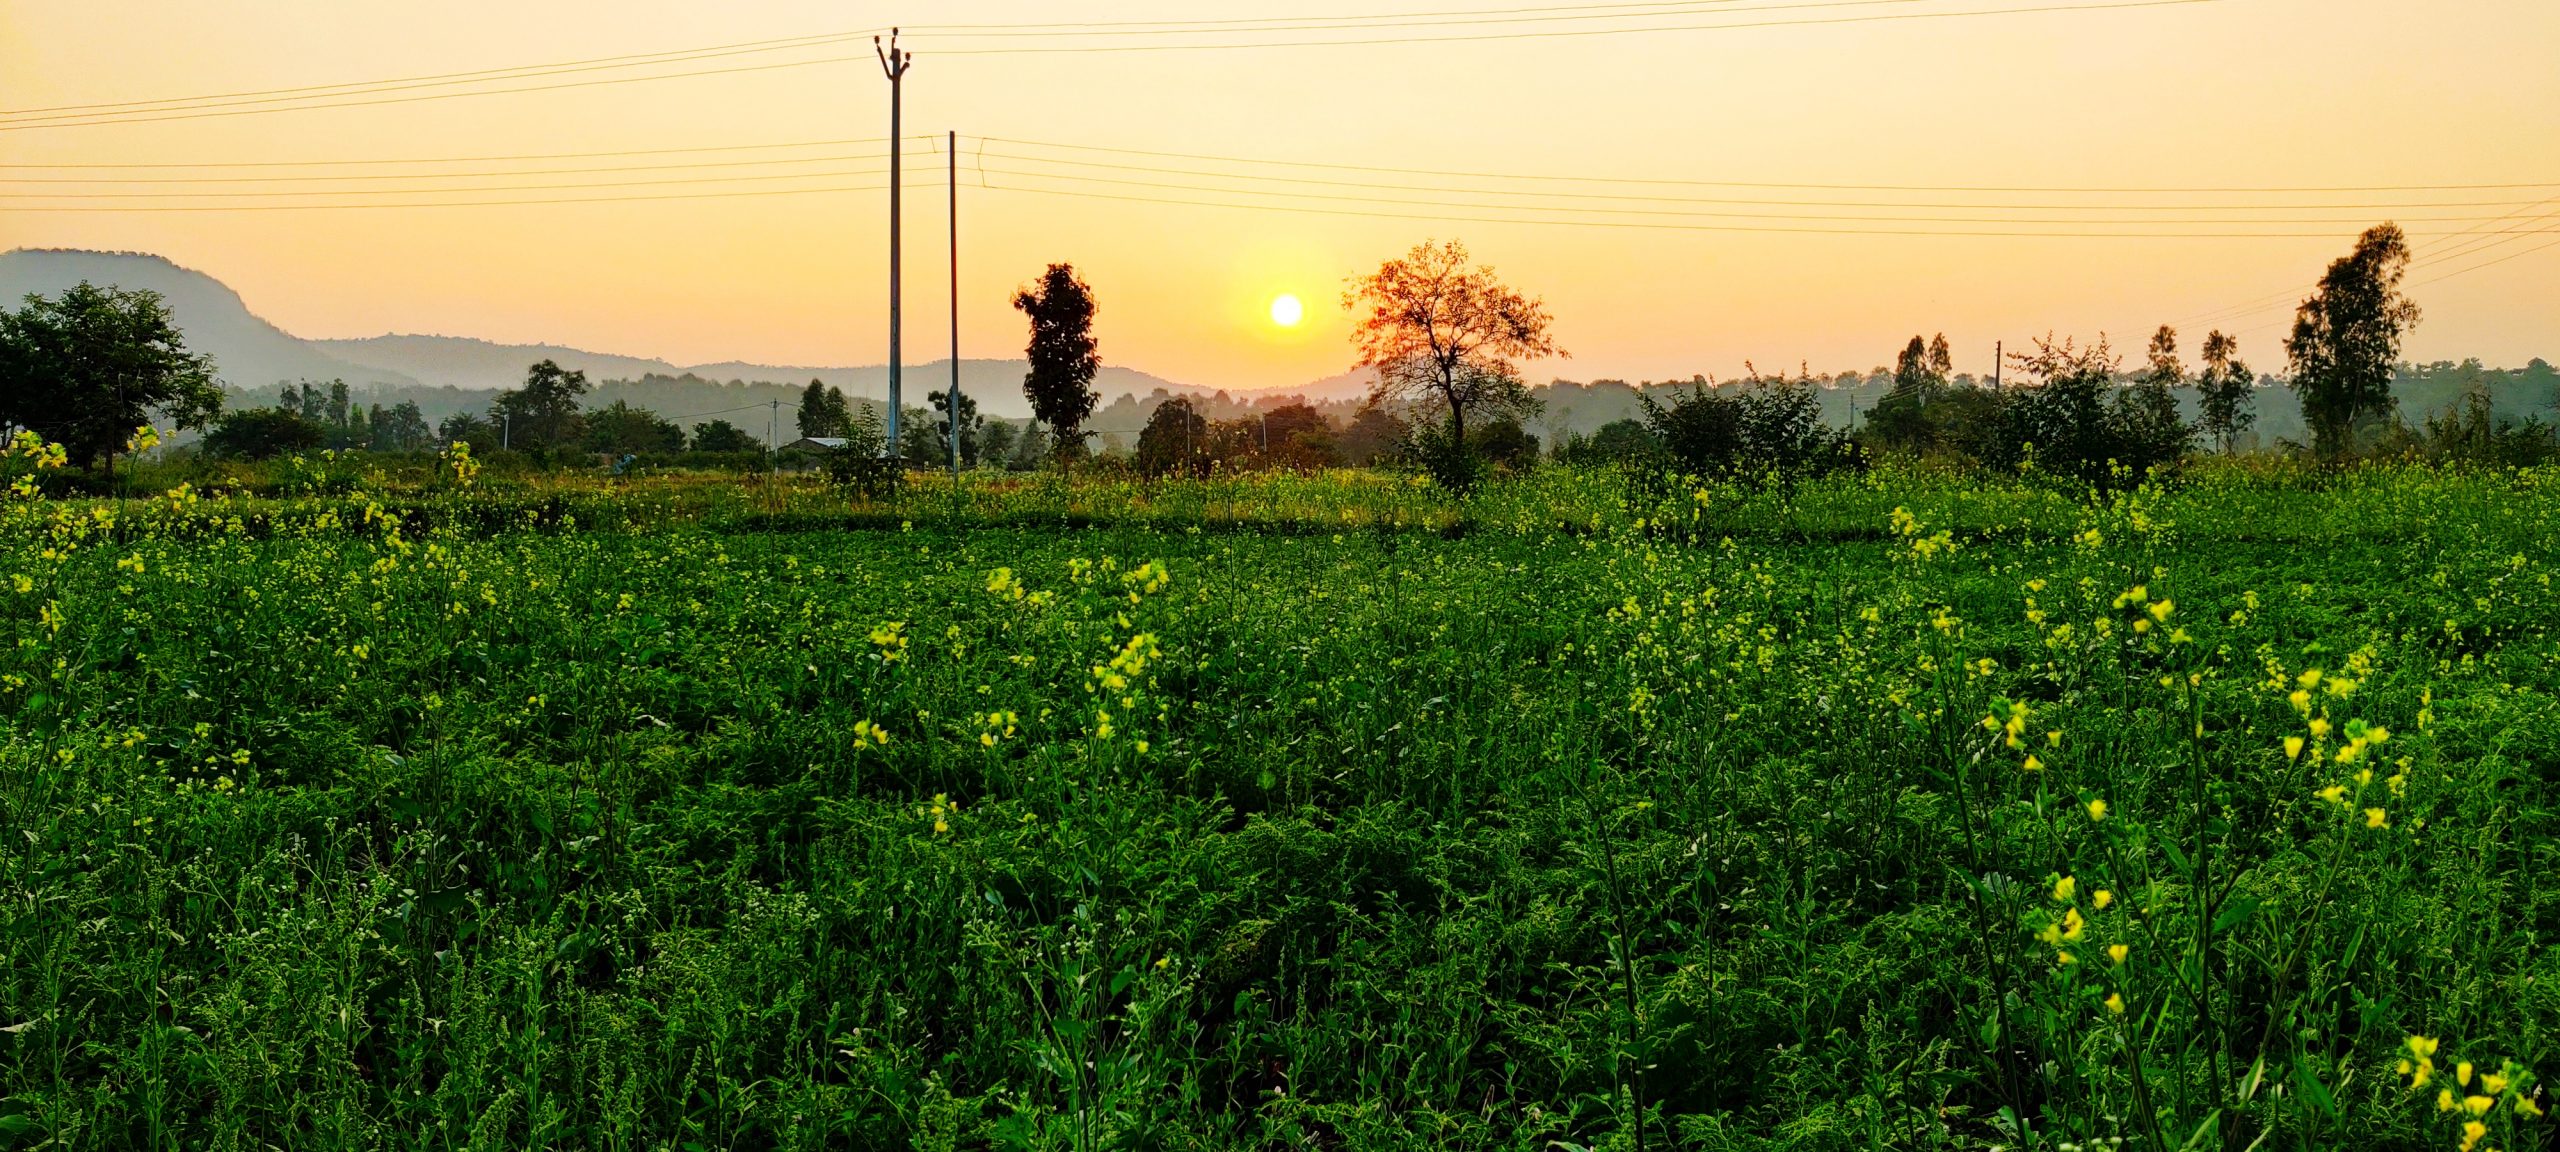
[1640,374,1855,479]
[202,408,327,460]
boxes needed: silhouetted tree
[1336,404,1410,467]
[2115,325,2191,461]
[582,400,685,455]
[2287,223,2421,457]
[928,387,983,467]
[203,408,325,460]
[979,420,1020,467]
[491,360,589,450]
[1013,264,1102,461]
[1134,398,1209,478]
[797,379,853,440]
[689,418,762,453]
[1346,239,1564,453]
[2196,330,2256,452]
[1869,334,1951,451]
[439,410,497,453]
[369,400,433,452]
[0,282,222,476]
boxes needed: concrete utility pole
[948,128,962,478]
[876,29,913,460]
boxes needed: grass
[0,457,2555,1150]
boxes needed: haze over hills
[0,249,1243,427]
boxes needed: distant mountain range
[0,248,1260,428]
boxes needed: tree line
[2,222,2544,485]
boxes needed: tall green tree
[2115,325,2190,459]
[0,282,221,476]
[2286,223,2421,457]
[2195,330,2256,453]
[1013,264,1102,461]
[927,387,983,467]
[491,359,590,451]
[1869,334,1949,451]
[796,379,853,440]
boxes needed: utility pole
[502,411,511,451]
[948,128,962,479]
[876,29,912,461]
[1994,340,2002,391]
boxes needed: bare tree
[1343,239,1565,448]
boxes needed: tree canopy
[1345,239,1563,449]
[0,282,222,474]
[2287,222,2421,457]
[491,360,590,451]
[1014,265,1102,461]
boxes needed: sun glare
[1269,293,1304,327]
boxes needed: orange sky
[4,0,2555,390]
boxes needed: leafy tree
[203,408,326,460]
[1134,397,1210,478]
[369,400,433,452]
[1554,418,1662,466]
[0,282,222,476]
[1346,239,1564,453]
[1013,264,1101,460]
[1004,421,1051,472]
[491,360,590,451]
[927,387,983,467]
[1644,372,1849,477]
[2195,330,2257,452]
[1868,334,1951,451]
[897,406,944,464]
[2287,222,2421,457]
[796,379,853,440]
[1467,414,1540,469]
[1258,401,1337,469]
[1990,334,2128,483]
[979,420,1020,468]
[438,410,497,453]
[2114,325,2191,462]
[582,400,685,455]
[1335,405,1410,467]
[689,418,762,453]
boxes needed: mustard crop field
[2,459,2556,1151]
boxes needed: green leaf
[2212,895,2262,936]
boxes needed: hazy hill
[0,249,423,392]
[0,248,1247,428]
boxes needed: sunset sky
[5,0,2555,391]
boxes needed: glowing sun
[1269,293,1304,327]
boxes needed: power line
[0,152,900,184]
[0,183,889,212]
[0,30,882,124]
[984,136,2560,195]
[0,51,886,132]
[0,166,897,199]
[920,0,2223,53]
[971,176,2560,239]
[0,136,919,169]
[965,163,2553,226]
[5,0,2215,130]
[973,148,2560,212]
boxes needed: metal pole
[948,129,962,479]
[876,31,912,461]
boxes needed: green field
[2,463,2556,1150]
